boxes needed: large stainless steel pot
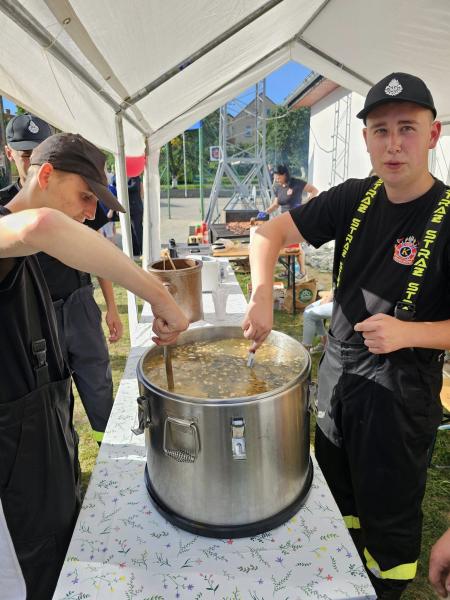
[135,326,312,538]
[148,258,203,322]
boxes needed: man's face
[44,169,98,222]
[5,146,32,183]
[363,102,440,189]
[274,172,288,185]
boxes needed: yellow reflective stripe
[364,548,417,580]
[92,430,104,442]
[343,515,361,529]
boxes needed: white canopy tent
[1,0,450,337]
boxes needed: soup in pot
[142,337,305,398]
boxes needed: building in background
[228,95,277,146]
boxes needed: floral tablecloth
[53,272,376,600]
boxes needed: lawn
[73,270,450,600]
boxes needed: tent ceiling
[0,0,449,155]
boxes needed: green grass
[74,271,449,599]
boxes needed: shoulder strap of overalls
[335,178,384,289]
[24,259,50,388]
[394,185,450,320]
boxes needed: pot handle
[163,416,200,463]
[131,395,151,435]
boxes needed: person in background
[302,290,333,354]
[1,114,122,445]
[0,131,188,599]
[110,175,144,257]
[243,73,449,599]
[265,164,318,279]
[429,528,450,598]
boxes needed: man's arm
[354,314,450,353]
[429,528,450,598]
[304,182,319,201]
[0,208,188,344]
[242,212,304,350]
[97,277,123,343]
[265,197,279,215]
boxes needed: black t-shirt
[0,181,109,300]
[0,207,65,403]
[290,176,450,344]
[273,177,306,212]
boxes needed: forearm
[4,208,168,306]
[97,277,117,311]
[403,319,450,350]
[249,212,302,297]
[266,200,278,214]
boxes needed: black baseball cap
[6,113,53,150]
[357,73,436,122]
[31,133,125,213]
[274,164,290,177]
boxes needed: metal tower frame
[329,92,351,187]
[205,80,272,224]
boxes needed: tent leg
[143,138,161,270]
[115,113,138,343]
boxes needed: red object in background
[126,155,145,177]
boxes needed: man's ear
[362,127,369,151]
[36,163,54,190]
[4,146,13,162]
[429,120,441,150]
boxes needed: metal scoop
[246,351,255,368]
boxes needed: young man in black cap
[0,132,188,600]
[2,114,123,445]
[243,73,449,599]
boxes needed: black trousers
[0,376,80,599]
[315,333,443,598]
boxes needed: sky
[1,61,311,118]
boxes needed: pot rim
[137,325,311,404]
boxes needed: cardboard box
[283,277,317,311]
[247,281,285,306]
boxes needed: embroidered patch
[393,236,418,265]
[28,120,39,134]
[385,78,403,96]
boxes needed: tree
[266,106,310,178]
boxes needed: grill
[209,223,249,243]
[210,209,268,243]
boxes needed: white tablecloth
[53,268,376,600]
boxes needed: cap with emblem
[356,72,436,122]
[30,132,125,213]
[6,113,53,150]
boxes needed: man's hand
[354,313,410,354]
[105,308,123,343]
[429,529,450,598]
[241,296,273,352]
[151,292,189,346]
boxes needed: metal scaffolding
[205,80,272,224]
[329,92,351,187]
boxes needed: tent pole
[114,113,138,342]
[199,123,204,220]
[142,136,151,271]
[142,138,162,269]
[182,131,188,198]
[166,144,171,219]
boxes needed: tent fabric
[1,0,450,154]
